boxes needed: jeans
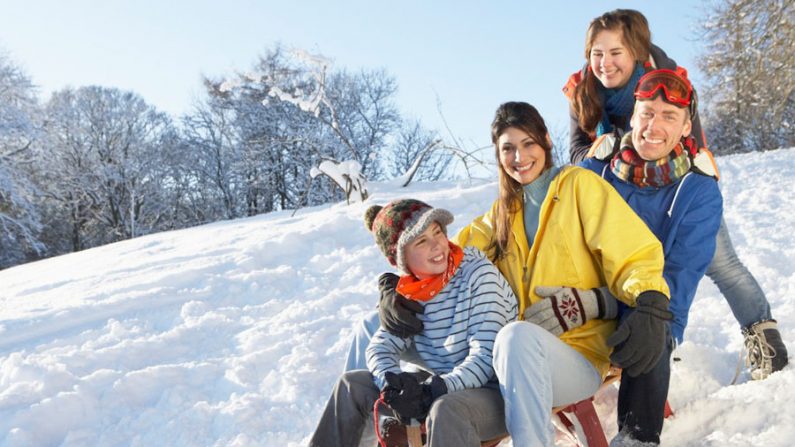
[493,322,602,447]
[706,217,772,328]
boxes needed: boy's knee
[338,370,376,394]
[427,392,472,426]
[335,370,379,413]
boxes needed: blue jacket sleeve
[663,176,723,343]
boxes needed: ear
[682,117,692,138]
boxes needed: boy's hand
[382,372,426,420]
[378,273,424,338]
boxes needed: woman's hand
[524,286,617,335]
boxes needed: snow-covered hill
[1,149,794,446]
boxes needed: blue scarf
[595,64,645,136]
[522,166,560,247]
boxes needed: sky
[0,0,709,148]
[1,147,793,445]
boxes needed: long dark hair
[488,102,552,260]
[573,9,651,134]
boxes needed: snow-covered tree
[180,93,243,220]
[698,0,795,153]
[41,86,175,250]
[185,46,406,214]
[260,49,400,179]
[0,52,44,269]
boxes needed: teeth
[431,255,444,262]
[515,162,535,172]
[645,137,664,144]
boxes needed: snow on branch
[310,159,368,204]
[265,50,334,120]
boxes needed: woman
[362,102,672,445]
[564,8,786,379]
[453,101,672,445]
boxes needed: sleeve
[451,202,498,260]
[366,328,412,390]
[663,180,723,338]
[439,260,518,392]
[570,105,594,165]
[572,170,670,305]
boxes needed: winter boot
[743,320,789,380]
[378,416,408,447]
[375,400,427,447]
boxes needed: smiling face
[404,221,450,279]
[631,96,692,161]
[589,28,636,89]
[497,127,548,186]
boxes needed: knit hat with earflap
[364,199,454,275]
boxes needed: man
[528,68,722,445]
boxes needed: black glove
[607,291,673,377]
[381,371,426,420]
[422,375,448,406]
[382,372,448,422]
[378,273,424,338]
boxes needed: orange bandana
[396,242,464,302]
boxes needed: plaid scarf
[610,134,691,188]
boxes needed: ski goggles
[634,69,693,109]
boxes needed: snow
[311,160,369,203]
[264,49,331,118]
[1,148,794,446]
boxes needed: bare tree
[389,119,452,184]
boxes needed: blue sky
[0,0,707,148]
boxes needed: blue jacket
[580,158,723,343]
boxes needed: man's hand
[525,286,617,336]
[378,273,423,338]
[607,291,673,377]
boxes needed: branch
[398,139,442,187]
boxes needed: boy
[310,199,517,446]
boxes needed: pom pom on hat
[363,205,383,232]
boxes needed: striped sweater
[366,247,518,392]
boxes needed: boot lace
[732,328,776,384]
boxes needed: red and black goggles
[634,68,693,108]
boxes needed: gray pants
[309,370,508,447]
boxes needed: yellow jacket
[452,166,669,377]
